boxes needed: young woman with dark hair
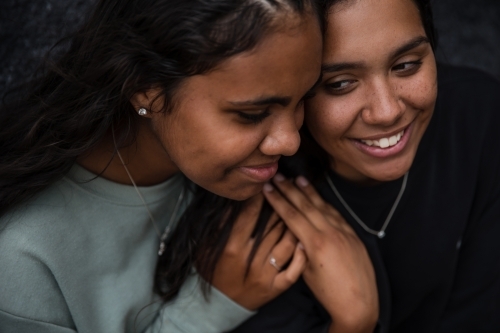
[228,0,500,332]
[0,0,319,331]
[0,0,379,332]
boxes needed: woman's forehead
[323,0,425,57]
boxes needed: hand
[262,175,379,333]
[211,194,307,310]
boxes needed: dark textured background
[1,0,499,98]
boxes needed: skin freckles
[306,0,437,184]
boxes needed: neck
[78,122,179,186]
[330,161,382,187]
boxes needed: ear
[130,88,163,118]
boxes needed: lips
[238,162,279,182]
[360,129,404,148]
[352,122,413,158]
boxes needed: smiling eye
[236,109,271,124]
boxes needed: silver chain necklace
[325,171,409,239]
[116,150,185,255]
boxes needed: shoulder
[437,64,500,88]
[0,175,104,292]
[0,182,75,326]
[434,64,500,129]
[0,176,90,239]
[437,64,500,106]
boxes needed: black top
[231,65,500,333]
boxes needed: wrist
[327,309,378,333]
[328,321,377,333]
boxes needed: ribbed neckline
[63,164,184,206]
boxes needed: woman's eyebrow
[390,36,430,59]
[229,96,292,107]
[321,62,365,73]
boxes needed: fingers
[267,229,298,271]
[294,177,347,227]
[273,243,307,291]
[294,176,328,209]
[272,175,331,231]
[262,183,316,245]
[263,212,282,237]
[274,174,355,235]
[254,221,286,262]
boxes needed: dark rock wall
[1,0,499,97]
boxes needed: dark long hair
[0,0,324,301]
[154,0,326,302]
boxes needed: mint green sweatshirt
[0,165,254,333]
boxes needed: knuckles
[282,205,300,220]
[223,241,246,258]
[298,199,316,214]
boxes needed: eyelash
[392,60,423,73]
[236,109,271,124]
[325,60,424,94]
[235,89,315,124]
[325,79,357,94]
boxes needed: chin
[366,164,411,182]
[213,183,264,201]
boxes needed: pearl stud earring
[137,108,147,116]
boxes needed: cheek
[160,113,266,182]
[305,96,354,143]
[403,66,438,111]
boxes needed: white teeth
[360,130,404,148]
[379,138,390,148]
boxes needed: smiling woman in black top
[231,0,500,332]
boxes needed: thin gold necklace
[325,171,408,239]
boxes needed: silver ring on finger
[269,256,282,271]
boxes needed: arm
[145,273,256,333]
[0,311,76,333]
[436,160,500,332]
[435,81,500,332]
[0,228,76,333]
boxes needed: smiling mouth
[358,129,405,148]
[350,121,414,158]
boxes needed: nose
[362,77,405,126]
[259,109,303,157]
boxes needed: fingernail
[263,183,274,192]
[274,173,285,182]
[296,176,309,187]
